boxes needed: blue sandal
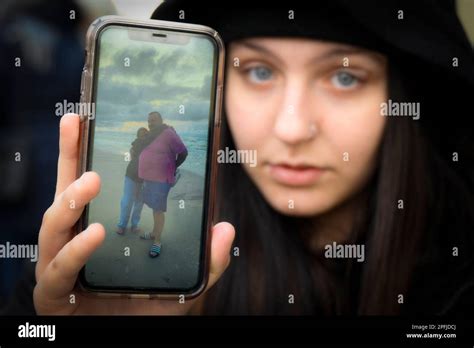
[149,243,162,258]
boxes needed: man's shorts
[142,180,171,212]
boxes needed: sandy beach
[85,149,206,291]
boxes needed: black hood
[152,0,474,86]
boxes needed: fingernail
[81,171,92,181]
[75,172,87,187]
[82,223,96,235]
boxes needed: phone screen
[81,25,219,294]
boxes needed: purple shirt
[138,128,186,183]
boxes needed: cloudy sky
[95,26,215,125]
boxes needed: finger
[206,222,235,290]
[55,113,80,198]
[35,223,105,307]
[37,171,101,279]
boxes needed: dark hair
[202,55,474,315]
[149,111,163,122]
[137,127,148,137]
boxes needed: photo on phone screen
[80,23,220,294]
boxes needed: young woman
[32,1,474,315]
[116,126,148,236]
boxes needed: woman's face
[225,38,387,216]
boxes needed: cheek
[224,77,275,152]
[322,89,386,186]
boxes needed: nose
[273,77,317,145]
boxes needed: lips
[266,162,326,186]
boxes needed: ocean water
[93,119,209,176]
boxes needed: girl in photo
[116,126,149,235]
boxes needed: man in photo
[138,111,188,258]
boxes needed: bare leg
[153,211,165,244]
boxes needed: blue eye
[331,71,359,89]
[248,66,273,83]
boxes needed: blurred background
[0,0,473,311]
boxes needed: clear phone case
[77,15,225,300]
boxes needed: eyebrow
[311,47,386,65]
[235,41,385,66]
[237,41,285,65]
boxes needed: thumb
[207,222,235,290]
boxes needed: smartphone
[77,16,224,299]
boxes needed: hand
[34,114,235,315]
